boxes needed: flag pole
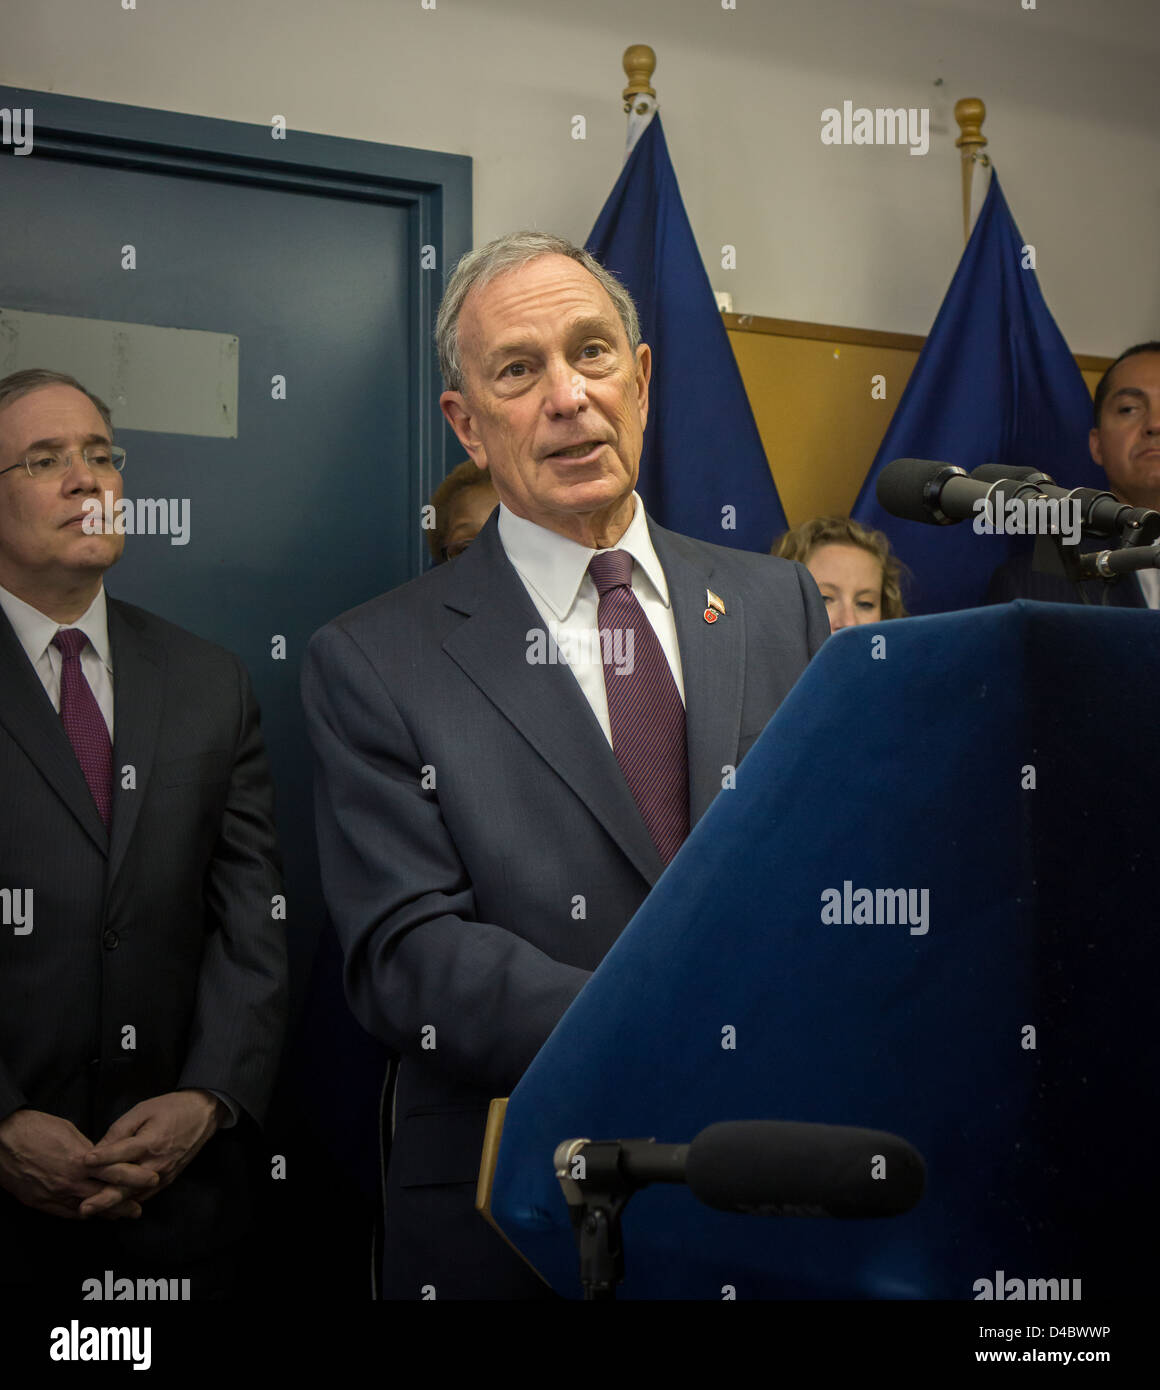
[621,44,657,159]
[954,98,989,243]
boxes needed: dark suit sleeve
[985,556,1025,604]
[793,559,833,655]
[0,1065,27,1125]
[177,658,287,1125]
[302,622,591,1100]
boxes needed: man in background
[987,341,1160,606]
[0,368,286,1298]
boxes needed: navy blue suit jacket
[986,536,1148,608]
[302,510,829,1298]
[0,597,286,1280]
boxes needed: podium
[485,600,1160,1299]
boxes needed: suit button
[102,929,119,950]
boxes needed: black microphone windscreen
[875,457,948,524]
[685,1120,925,1219]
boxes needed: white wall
[4,0,1157,357]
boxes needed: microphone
[875,457,1000,526]
[1077,545,1160,580]
[876,458,1160,547]
[685,1121,924,1218]
[556,1120,925,1220]
[970,465,1160,543]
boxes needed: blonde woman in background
[773,516,908,634]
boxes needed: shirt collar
[0,582,112,672]
[497,492,670,621]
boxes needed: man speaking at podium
[303,233,829,1299]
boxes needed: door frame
[0,84,471,579]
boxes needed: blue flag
[851,171,1103,613]
[587,116,786,551]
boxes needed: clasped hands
[0,1090,223,1221]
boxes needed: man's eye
[501,363,528,378]
[27,455,57,472]
[580,343,606,358]
[820,593,834,605]
[87,451,113,467]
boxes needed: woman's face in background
[806,542,883,633]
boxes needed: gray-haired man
[303,233,829,1299]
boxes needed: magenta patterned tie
[588,550,689,864]
[53,628,113,828]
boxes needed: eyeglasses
[0,445,127,481]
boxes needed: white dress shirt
[497,492,685,746]
[1135,567,1160,609]
[0,582,114,738]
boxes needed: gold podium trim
[474,1096,552,1286]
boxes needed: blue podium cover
[490,601,1160,1298]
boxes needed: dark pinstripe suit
[0,595,287,1284]
[986,535,1150,608]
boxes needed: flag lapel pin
[704,589,726,624]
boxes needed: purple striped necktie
[52,628,113,829]
[588,549,689,864]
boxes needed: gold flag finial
[954,97,987,155]
[622,45,657,113]
[954,98,989,242]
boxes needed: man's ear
[1089,426,1105,472]
[634,342,652,431]
[440,391,488,469]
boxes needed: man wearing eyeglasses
[0,368,286,1299]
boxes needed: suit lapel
[0,604,109,853]
[441,517,665,886]
[106,599,165,887]
[649,522,746,825]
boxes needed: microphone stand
[971,467,1158,604]
[1076,544,1160,583]
[1030,532,1094,603]
[1032,533,1160,605]
[980,476,1093,604]
[1022,489,1160,604]
[554,1139,635,1301]
[553,1122,925,1299]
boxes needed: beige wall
[4,0,1157,363]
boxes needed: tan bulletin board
[725,311,1110,532]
